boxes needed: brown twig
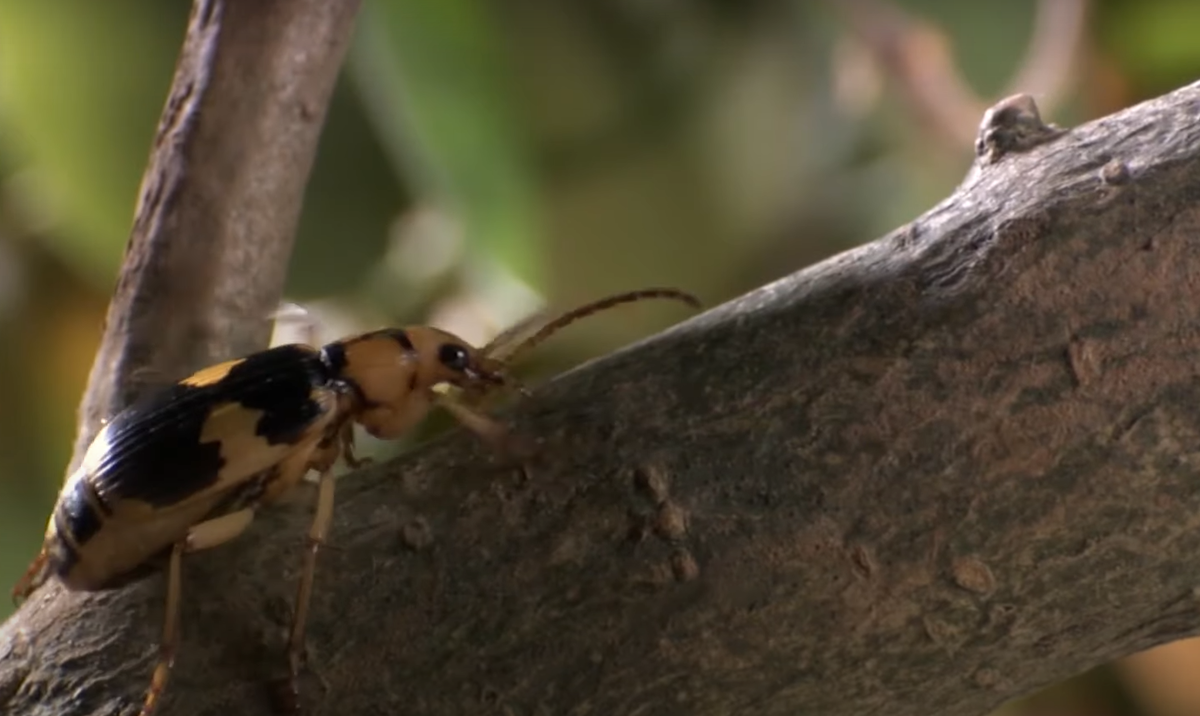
[69,0,362,470]
[831,0,1087,150]
[1005,0,1088,105]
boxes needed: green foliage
[351,0,544,285]
[0,1,185,284]
[1101,0,1200,92]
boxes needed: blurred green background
[0,1,1197,714]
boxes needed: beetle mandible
[11,287,701,716]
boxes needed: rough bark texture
[70,0,361,467]
[6,20,1200,716]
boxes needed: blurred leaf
[348,0,544,286]
[0,0,187,287]
[1100,0,1200,93]
[287,80,407,299]
[900,0,1037,96]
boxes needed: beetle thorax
[331,328,476,439]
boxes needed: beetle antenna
[480,309,551,361]
[486,288,700,365]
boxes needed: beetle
[11,287,700,716]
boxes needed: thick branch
[6,74,1200,716]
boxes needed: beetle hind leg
[139,540,184,716]
[139,509,256,716]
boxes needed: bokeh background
[0,1,1197,714]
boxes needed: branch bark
[5,22,1200,716]
[71,0,360,465]
[0,0,360,712]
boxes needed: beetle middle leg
[140,508,255,716]
[280,468,335,708]
[338,420,370,470]
[267,432,342,714]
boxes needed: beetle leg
[436,393,538,466]
[140,541,184,716]
[140,509,256,716]
[339,420,371,470]
[435,393,508,448]
[11,548,49,606]
[279,466,336,713]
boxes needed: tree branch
[0,0,360,711]
[6,28,1200,716]
[71,0,360,466]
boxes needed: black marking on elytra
[227,347,329,445]
[47,534,80,581]
[56,479,103,547]
[88,344,332,509]
[319,341,347,375]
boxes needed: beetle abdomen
[45,344,339,591]
[44,467,225,590]
[57,472,105,549]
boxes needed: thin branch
[1005,0,1088,105]
[70,0,361,469]
[831,0,1086,150]
[5,78,1200,715]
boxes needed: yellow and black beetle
[11,287,700,716]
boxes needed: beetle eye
[437,343,471,371]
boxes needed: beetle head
[327,288,700,440]
[328,327,510,439]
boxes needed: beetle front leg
[436,394,537,467]
[140,508,256,716]
[435,394,509,450]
